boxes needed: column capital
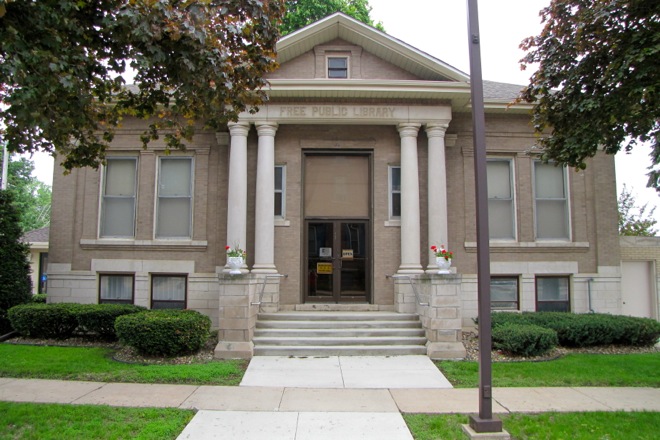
[255,121,279,137]
[228,121,251,137]
[397,123,421,138]
[425,123,449,138]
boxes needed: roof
[23,226,49,244]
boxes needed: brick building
[47,14,624,358]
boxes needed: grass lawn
[437,353,660,388]
[0,401,194,440]
[0,344,246,385]
[404,412,660,440]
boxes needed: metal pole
[1,142,9,190]
[466,0,503,433]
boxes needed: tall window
[536,276,570,312]
[100,157,137,238]
[534,161,570,240]
[99,274,134,304]
[275,165,286,218]
[389,165,401,219]
[156,157,193,238]
[327,57,348,78]
[490,276,519,310]
[487,159,515,240]
[151,275,187,309]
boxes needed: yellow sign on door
[342,249,354,259]
[317,262,333,274]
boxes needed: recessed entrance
[303,152,372,303]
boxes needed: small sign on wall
[342,249,354,259]
[317,262,333,274]
[319,247,332,258]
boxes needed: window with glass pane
[490,276,519,310]
[534,162,569,239]
[328,57,348,78]
[274,165,285,218]
[487,160,515,239]
[151,275,186,309]
[99,274,134,304]
[389,166,401,219]
[100,158,137,238]
[156,158,193,238]
[536,276,570,312]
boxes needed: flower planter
[436,257,452,274]
[227,256,244,275]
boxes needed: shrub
[490,312,531,329]
[613,316,660,347]
[8,303,81,339]
[492,323,558,357]
[76,304,146,340]
[0,191,32,334]
[31,294,47,304]
[115,310,211,356]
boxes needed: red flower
[225,245,231,250]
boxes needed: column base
[397,265,424,274]
[251,264,278,274]
[213,341,254,360]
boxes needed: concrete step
[256,319,423,329]
[258,312,420,322]
[253,345,428,356]
[253,336,428,346]
[254,328,425,338]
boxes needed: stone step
[253,345,428,357]
[258,312,419,322]
[252,336,428,346]
[256,319,423,329]
[254,328,425,338]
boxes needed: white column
[398,123,423,274]
[426,123,449,271]
[253,122,278,273]
[226,122,250,270]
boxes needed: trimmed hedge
[31,294,47,304]
[8,303,81,339]
[492,323,558,357]
[491,312,660,348]
[115,310,211,356]
[76,304,146,340]
[8,303,146,340]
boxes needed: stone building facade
[47,14,623,358]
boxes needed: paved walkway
[1,355,659,439]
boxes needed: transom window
[100,157,137,238]
[536,276,570,312]
[99,274,134,304]
[327,57,348,78]
[487,159,515,240]
[151,275,187,309]
[490,276,519,310]
[156,157,193,239]
[534,161,570,240]
[389,165,401,219]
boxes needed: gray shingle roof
[23,226,49,243]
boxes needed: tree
[0,190,33,334]
[519,1,660,189]
[0,0,286,172]
[280,0,384,35]
[618,185,657,236]
[0,154,51,232]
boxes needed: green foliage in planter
[492,324,558,357]
[115,310,211,356]
[8,303,81,339]
[76,304,146,340]
[0,191,33,334]
[31,294,48,304]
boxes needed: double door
[305,220,370,303]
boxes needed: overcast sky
[26,0,659,216]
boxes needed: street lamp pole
[465,0,503,434]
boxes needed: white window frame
[327,56,349,79]
[275,164,286,219]
[533,161,571,241]
[99,157,138,238]
[388,165,401,220]
[487,158,517,241]
[155,156,194,239]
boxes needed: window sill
[385,220,401,227]
[464,241,589,253]
[80,239,208,251]
[275,219,291,227]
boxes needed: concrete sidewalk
[2,377,659,439]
